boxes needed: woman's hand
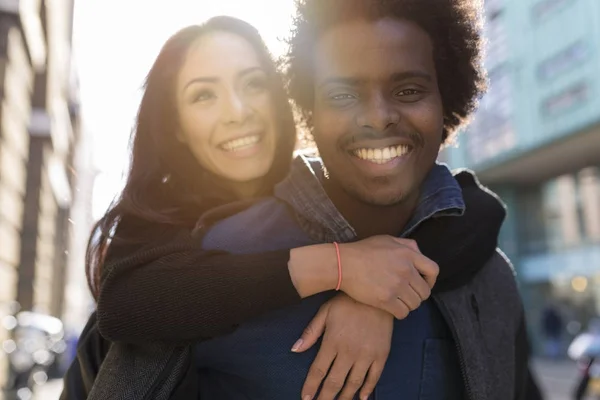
[289,236,438,319]
[292,293,393,400]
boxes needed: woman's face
[175,31,277,192]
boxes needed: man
[186,1,536,399]
[67,1,541,399]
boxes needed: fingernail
[291,339,303,352]
[303,395,312,400]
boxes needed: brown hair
[86,16,297,298]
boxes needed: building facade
[444,0,600,354]
[0,0,80,387]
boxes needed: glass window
[521,167,600,254]
[578,167,600,241]
[538,41,589,81]
[532,0,573,22]
[542,82,589,116]
[465,64,516,165]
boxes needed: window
[542,82,589,116]
[521,167,600,254]
[532,0,573,22]
[465,64,516,165]
[485,0,505,21]
[484,3,509,68]
[538,41,589,81]
[578,167,600,241]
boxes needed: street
[30,359,582,400]
[533,359,580,400]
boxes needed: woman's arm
[414,170,506,293]
[98,242,307,343]
[97,172,505,343]
[97,233,433,343]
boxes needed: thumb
[291,306,328,353]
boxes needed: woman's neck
[229,179,265,200]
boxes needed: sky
[72,0,297,219]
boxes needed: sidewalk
[533,358,580,400]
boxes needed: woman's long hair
[86,16,297,298]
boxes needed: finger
[337,361,371,400]
[396,284,422,311]
[302,347,336,400]
[396,295,415,317]
[409,270,432,301]
[293,307,328,353]
[316,356,353,400]
[412,256,439,288]
[359,361,385,400]
[388,298,411,320]
[391,237,420,252]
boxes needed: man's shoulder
[471,249,523,313]
[482,249,517,281]
[202,197,314,253]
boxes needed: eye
[394,88,424,103]
[331,93,356,101]
[246,77,268,92]
[396,89,420,96]
[193,89,216,103]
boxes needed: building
[0,0,80,387]
[443,0,600,353]
[61,60,96,336]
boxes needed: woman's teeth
[353,145,411,164]
[221,135,260,152]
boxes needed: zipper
[433,296,474,400]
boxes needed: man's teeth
[353,145,411,164]
[221,135,260,151]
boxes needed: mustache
[340,129,424,148]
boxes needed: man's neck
[323,178,420,240]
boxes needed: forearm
[97,247,302,343]
[289,243,338,297]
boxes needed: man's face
[313,17,444,206]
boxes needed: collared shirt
[274,155,465,242]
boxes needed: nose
[222,90,252,125]
[356,93,400,132]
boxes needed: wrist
[288,244,339,298]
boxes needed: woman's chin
[217,164,272,198]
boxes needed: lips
[345,135,416,166]
[219,133,262,152]
[352,144,412,164]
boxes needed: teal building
[442,0,600,353]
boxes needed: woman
[62,16,505,400]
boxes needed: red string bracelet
[333,242,342,291]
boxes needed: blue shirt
[195,156,466,400]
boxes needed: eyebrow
[390,71,432,82]
[183,66,265,91]
[318,70,433,89]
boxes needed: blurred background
[0,0,599,399]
